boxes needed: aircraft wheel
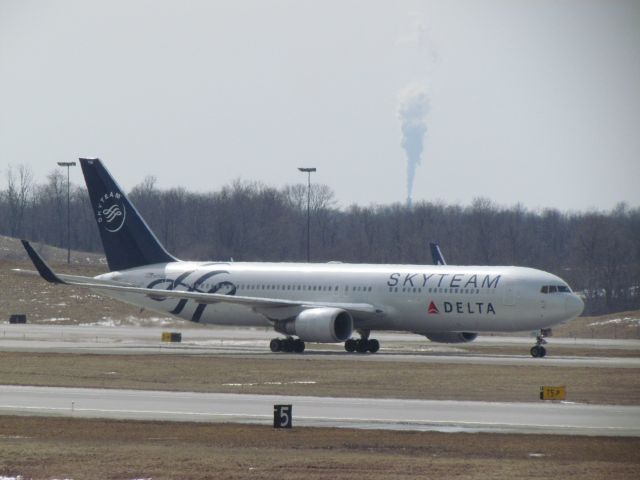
[368,339,380,353]
[345,339,356,353]
[282,338,295,353]
[530,345,547,358]
[270,339,281,353]
[294,339,305,353]
[355,339,369,353]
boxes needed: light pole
[298,167,316,263]
[57,161,76,264]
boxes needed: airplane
[16,158,584,357]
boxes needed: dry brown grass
[1,351,638,405]
[1,416,639,480]
[554,310,640,339]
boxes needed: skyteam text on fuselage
[16,158,584,357]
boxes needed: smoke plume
[397,85,429,208]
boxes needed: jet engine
[277,308,353,343]
[424,332,478,343]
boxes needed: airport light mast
[298,167,316,262]
[57,161,76,264]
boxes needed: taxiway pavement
[1,324,638,368]
[1,385,638,437]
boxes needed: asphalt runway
[1,324,639,368]
[1,385,638,437]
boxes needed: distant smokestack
[397,85,429,208]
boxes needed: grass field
[1,416,639,480]
[0,351,638,405]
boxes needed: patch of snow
[224,380,316,387]
[528,453,545,458]
[588,317,640,327]
[46,317,71,322]
[80,315,174,327]
[80,318,117,327]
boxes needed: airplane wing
[16,240,382,316]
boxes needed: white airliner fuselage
[97,262,582,336]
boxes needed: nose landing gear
[530,329,551,358]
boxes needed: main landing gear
[530,328,551,358]
[344,330,380,354]
[270,337,305,353]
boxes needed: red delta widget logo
[427,300,496,315]
[427,301,439,314]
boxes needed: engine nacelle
[279,308,353,343]
[424,332,478,344]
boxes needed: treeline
[1,165,639,315]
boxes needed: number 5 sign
[273,404,293,428]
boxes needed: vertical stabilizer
[80,158,178,271]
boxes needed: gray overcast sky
[1,0,639,211]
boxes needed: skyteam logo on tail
[96,191,126,233]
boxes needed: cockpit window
[541,284,571,294]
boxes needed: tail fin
[80,158,177,271]
[429,242,446,266]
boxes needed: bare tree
[5,164,33,237]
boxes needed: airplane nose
[564,294,584,318]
